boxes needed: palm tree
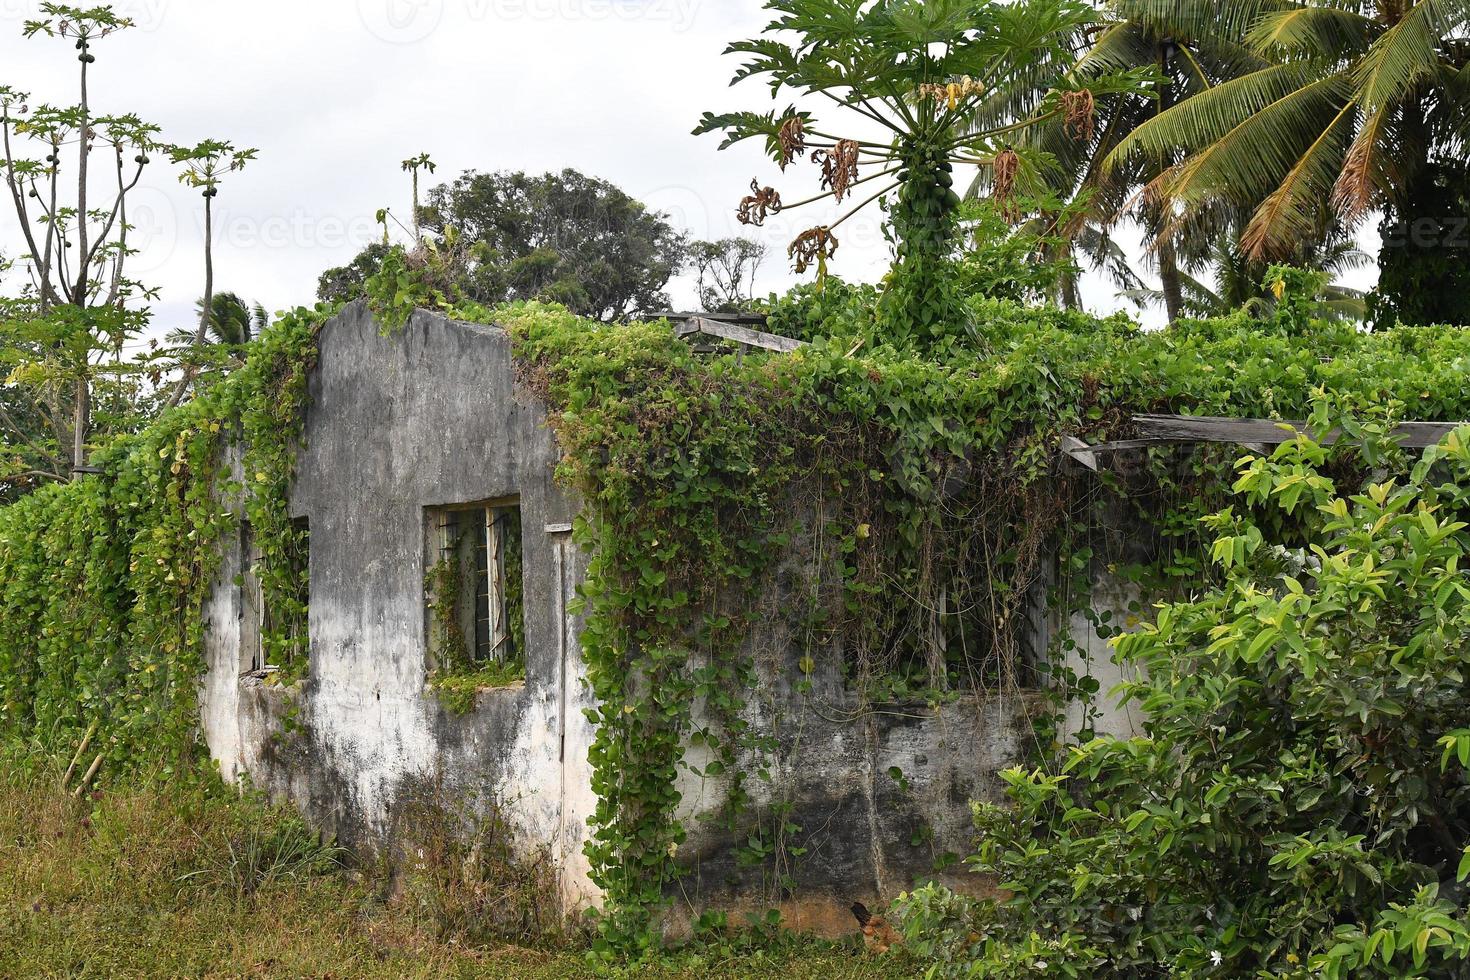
[1122,219,1371,320]
[985,0,1275,322]
[167,293,267,349]
[1105,0,1470,266]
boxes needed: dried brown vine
[1061,89,1096,144]
[993,148,1021,223]
[778,116,807,171]
[789,225,839,274]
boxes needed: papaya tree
[165,139,257,407]
[0,4,157,481]
[695,0,1152,346]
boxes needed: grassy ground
[0,756,914,978]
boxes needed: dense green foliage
[898,413,1470,977]
[319,169,687,322]
[0,307,322,767]
[494,275,1470,951]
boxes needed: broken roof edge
[1064,414,1470,472]
[636,310,809,355]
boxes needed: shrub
[901,406,1470,977]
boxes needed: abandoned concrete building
[197,302,1141,933]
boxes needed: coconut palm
[975,0,1274,321]
[1122,219,1371,320]
[166,292,267,349]
[1104,0,1470,264]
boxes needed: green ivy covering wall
[0,305,325,771]
[492,286,1470,952]
[8,273,1470,954]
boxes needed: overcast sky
[0,0,1380,344]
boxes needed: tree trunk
[69,50,92,477]
[70,379,89,474]
[75,53,90,305]
[1057,242,1082,311]
[166,193,214,409]
[1158,236,1185,326]
[1154,40,1185,328]
[199,195,215,344]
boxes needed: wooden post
[73,752,104,798]
[61,721,99,790]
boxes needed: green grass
[0,756,913,978]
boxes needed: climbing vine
[0,304,326,771]
[9,257,1470,958]
[489,271,1470,952]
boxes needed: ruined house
[198,302,1139,934]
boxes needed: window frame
[427,497,524,672]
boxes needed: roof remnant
[644,311,807,354]
[673,316,807,354]
[1065,414,1467,471]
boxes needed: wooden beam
[647,311,771,327]
[674,316,808,354]
[1134,414,1462,449]
[1060,436,1097,472]
[1063,414,1470,466]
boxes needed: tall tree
[318,169,688,322]
[0,5,158,479]
[1105,0,1470,280]
[164,139,257,408]
[690,237,767,313]
[1370,158,1470,326]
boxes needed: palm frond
[1247,5,1374,59]
[1332,99,1399,218]
[1355,0,1470,112]
[1191,36,1275,80]
[1118,267,1224,314]
[1240,98,1358,258]
[1147,70,1353,210]
[1075,224,1150,292]
[1077,21,1155,76]
[1104,63,1318,176]
[1106,0,1290,45]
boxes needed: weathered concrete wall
[199,303,1136,931]
[201,302,597,908]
